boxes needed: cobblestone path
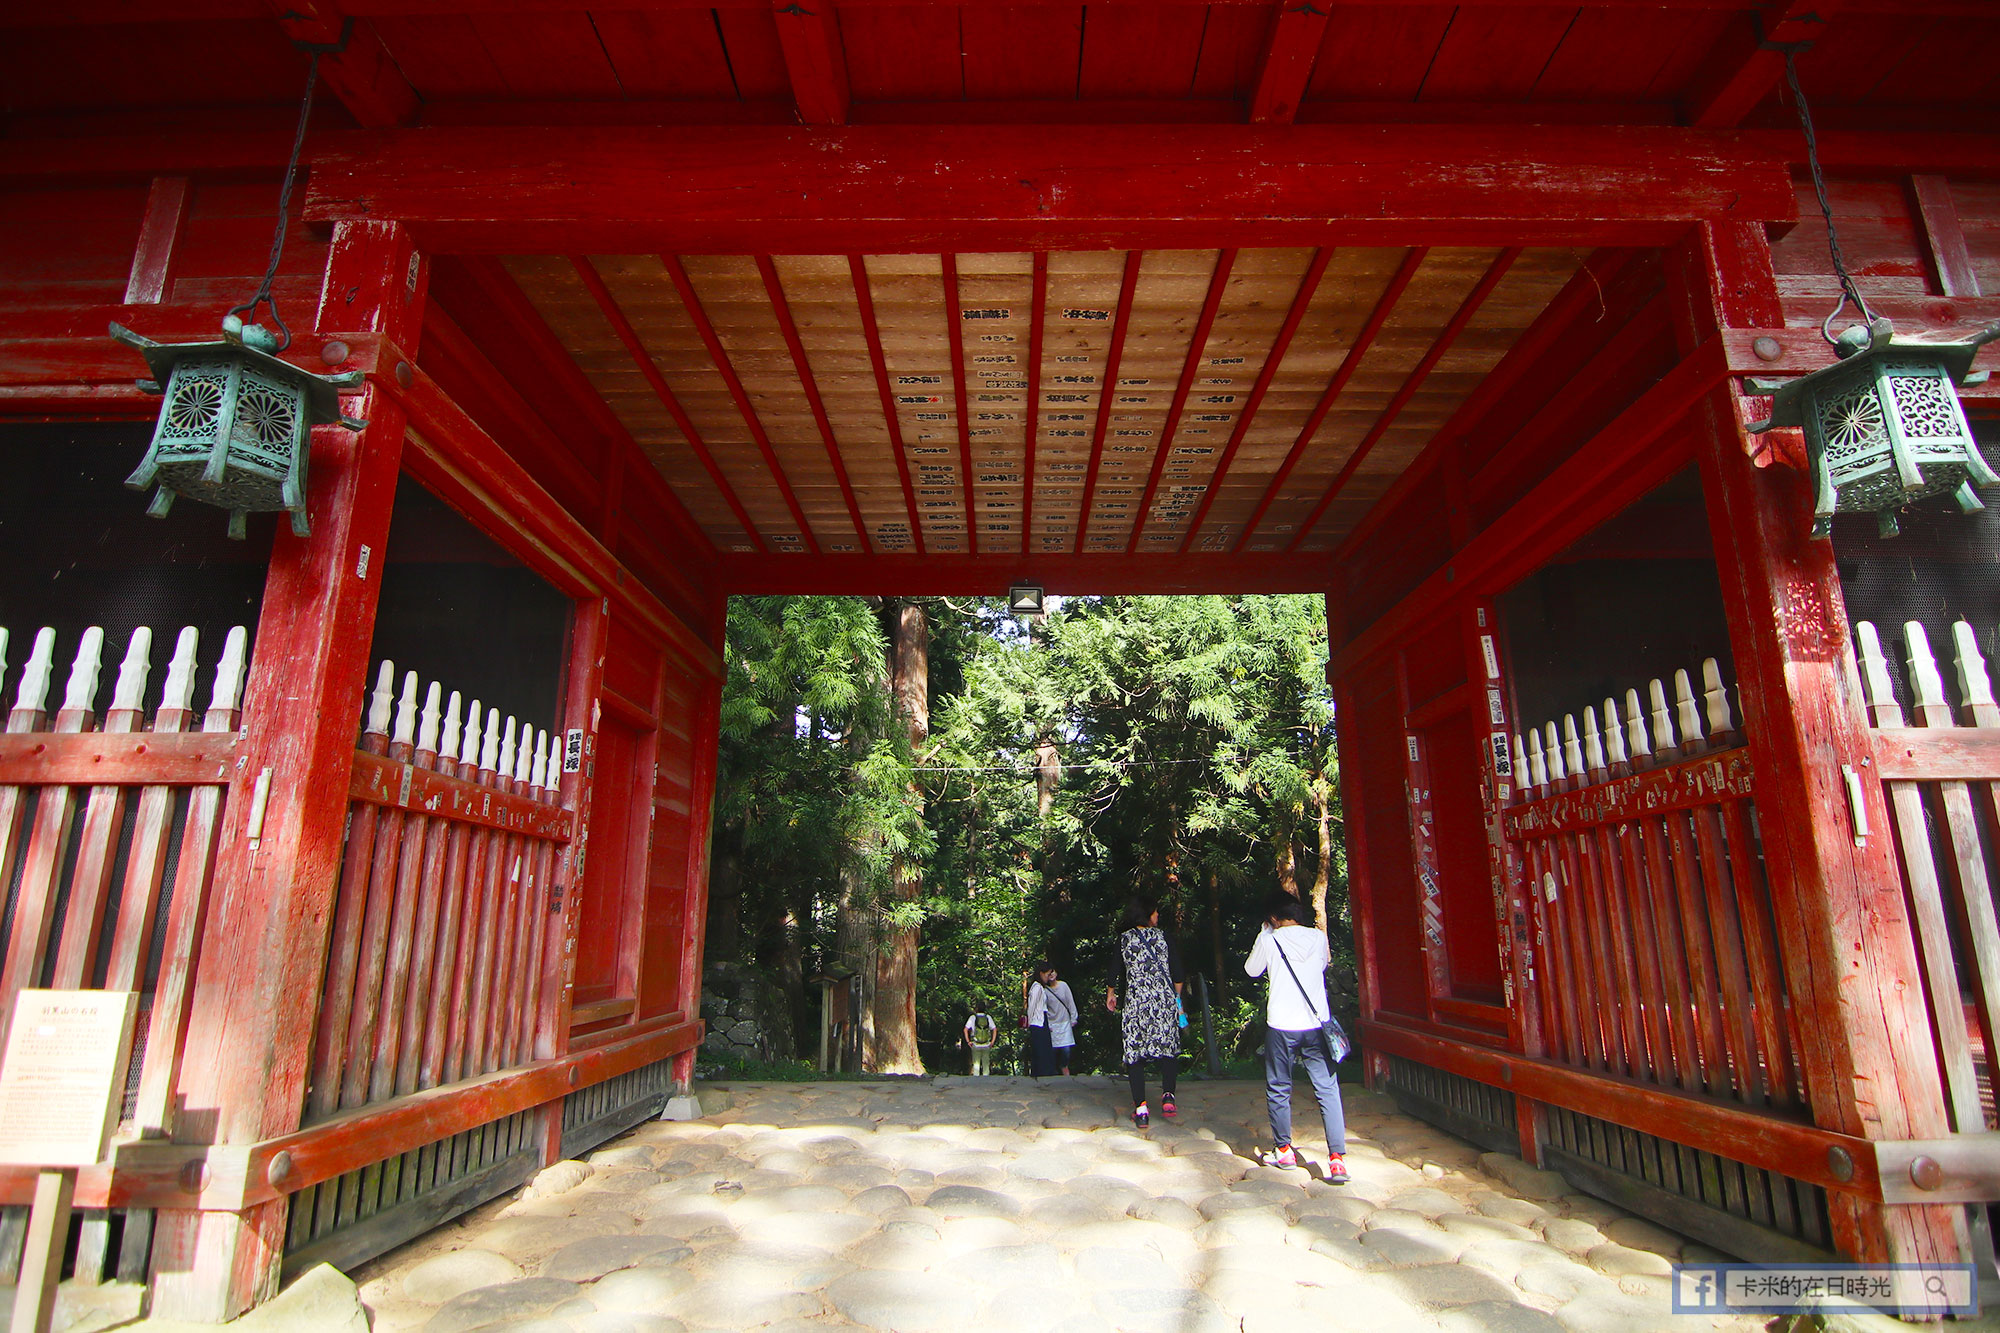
[351,1075,1779,1333]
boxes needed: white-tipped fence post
[1544,721,1565,787]
[1953,623,1999,726]
[1648,678,1676,757]
[1674,669,1703,753]
[11,629,57,730]
[1624,689,1651,767]
[1603,697,1628,768]
[1527,730,1547,790]
[1513,735,1532,800]
[364,661,396,746]
[160,628,200,725]
[479,709,502,779]
[108,627,154,731]
[58,628,106,729]
[461,700,484,774]
[209,628,248,719]
[1701,659,1734,741]
[1562,715,1584,787]
[417,683,442,763]
[392,670,420,753]
[1905,622,1949,723]
[1583,705,1607,778]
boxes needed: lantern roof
[108,322,366,431]
[1747,319,2000,430]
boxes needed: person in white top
[1244,892,1349,1182]
[1028,964,1079,1075]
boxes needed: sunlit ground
[324,1075,1815,1333]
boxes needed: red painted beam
[1234,247,1426,553]
[758,255,869,549]
[771,0,850,126]
[1076,251,1143,552]
[850,254,925,555]
[662,254,819,554]
[1179,247,1331,554]
[1021,251,1047,554]
[940,253,979,555]
[1248,0,1331,125]
[1285,246,1521,552]
[269,4,420,130]
[570,256,766,553]
[1130,248,1236,554]
[720,551,1338,597]
[427,256,715,563]
[1684,0,1842,130]
[302,125,1800,253]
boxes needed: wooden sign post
[0,990,138,1333]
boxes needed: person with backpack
[962,1001,999,1075]
[1244,891,1349,1182]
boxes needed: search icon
[1925,1274,1950,1299]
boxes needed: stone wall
[698,961,784,1061]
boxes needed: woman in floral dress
[1104,896,1180,1126]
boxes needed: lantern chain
[228,47,321,355]
[1778,46,1875,347]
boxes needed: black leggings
[1127,1058,1177,1107]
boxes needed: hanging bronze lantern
[111,319,365,539]
[1746,319,2000,537]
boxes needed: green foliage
[709,592,1348,1073]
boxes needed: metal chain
[229,49,320,354]
[1781,47,1874,346]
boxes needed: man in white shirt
[1244,893,1349,1182]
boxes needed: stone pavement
[335,1075,1781,1333]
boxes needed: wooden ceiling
[508,246,1583,557]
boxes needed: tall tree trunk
[1310,784,1334,942]
[707,834,743,962]
[869,598,928,1073]
[1276,826,1300,898]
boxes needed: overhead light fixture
[1007,584,1045,616]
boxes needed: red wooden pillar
[149,221,427,1321]
[1668,221,1962,1266]
[673,596,726,1089]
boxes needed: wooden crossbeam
[268,3,420,130]
[1248,0,1332,125]
[1683,0,1842,129]
[663,255,819,553]
[940,254,979,555]
[1021,251,1048,554]
[720,551,1337,596]
[570,256,766,553]
[757,255,870,548]
[850,255,926,554]
[771,0,850,126]
[302,125,1799,253]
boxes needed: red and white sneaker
[1266,1144,1299,1169]
[1326,1152,1350,1184]
[1160,1095,1177,1120]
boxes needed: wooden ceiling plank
[1283,246,1522,553]
[571,254,767,552]
[1684,0,1842,129]
[850,253,927,555]
[1075,250,1144,552]
[1179,245,1331,553]
[271,5,420,128]
[1022,251,1047,554]
[758,254,871,547]
[1231,246,1426,553]
[1249,1,1331,124]
[940,253,980,556]
[1129,248,1236,553]
[664,253,820,553]
[772,0,851,125]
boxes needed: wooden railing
[1856,619,2000,1145]
[0,622,248,1281]
[1505,660,1802,1119]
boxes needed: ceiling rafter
[940,254,980,556]
[571,255,767,553]
[850,254,927,556]
[1021,251,1048,555]
[1684,0,1842,128]
[434,256,716,562]
[1074,251,1144,553]
[757,254,870,551]
[1248,1,1333,125]
[771,0,851,126]
[1130,248,1237,554]
[1233,246,1427,553]
[1284,246,1523,553]
[268,2,420,129]
[662,254,819,554]
[1179,246,1331,554]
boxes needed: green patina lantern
[1747,318,2000,538]
[111,318,366,539]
